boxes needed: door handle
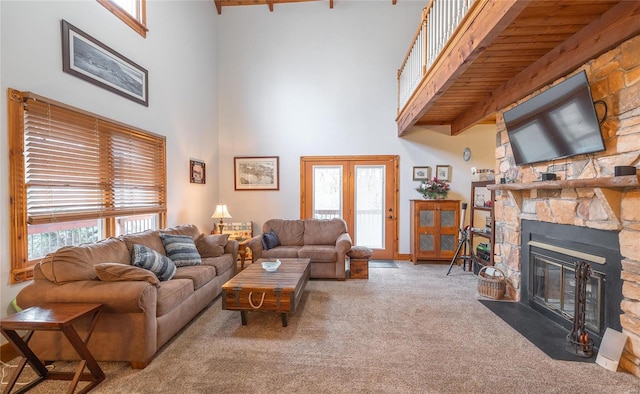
[387,215,393,219]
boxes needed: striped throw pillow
[160,234,202,267]
[131,244,176,281]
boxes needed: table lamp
[211,204,232,233]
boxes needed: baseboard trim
[1,342,19,363]
[396,253,411,261]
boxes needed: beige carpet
[3,262,639,393]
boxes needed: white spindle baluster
[398,0,475,112]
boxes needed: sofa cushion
[160,234,202,267]
[195,234,228,258]
[156,278,194,317]
[39,237,130,284]
[303,218,347,245]
[131,244,176,281]
[261,229,281,250]
[95,263,160,287]
[161,224,200,240]
[173,265,217,290]
[120,230,166,255]
[262,245,301,259]
[201,254,235,276]
[263,219,304,246]
[298,245,338,263]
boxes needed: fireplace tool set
[566,260,595,357]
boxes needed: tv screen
[503,71,605,166]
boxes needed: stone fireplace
[492,35,640,376]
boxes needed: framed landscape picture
[234,156,279,190]
[61,20,149,106]
[190,159,205,184]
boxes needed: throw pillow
[159,234,202,267]
[261,229,280,251]
[195,234,229,258]
[131,244,176,281]
[95,263,160,287]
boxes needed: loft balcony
[396,0,640,137]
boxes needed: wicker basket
[477,266,506,300]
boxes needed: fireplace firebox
[521,220,622,348]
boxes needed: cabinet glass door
[418,208,435,253]
[440,207,457,253]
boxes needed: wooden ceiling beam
[214,0,397,14]
[450,0,640,135]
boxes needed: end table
[0,303,104,394]
[237,238,251,270]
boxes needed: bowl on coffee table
[261,260,281,272]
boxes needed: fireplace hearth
[521,220,623,349]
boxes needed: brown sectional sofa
[15,224,238,368]
[246,218,352,280]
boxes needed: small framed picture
[412,166,431,181]
[436,165,451,181]
[190,159,205,184]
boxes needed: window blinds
[23,97,166,225]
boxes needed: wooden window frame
[7,88,166,283]
[97,0,148,38]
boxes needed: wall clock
[463,147,472,161]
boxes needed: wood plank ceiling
[397,0,640,136]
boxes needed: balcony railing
[397,0,476,114]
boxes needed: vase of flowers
[416,177,450,200]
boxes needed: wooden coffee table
[222,258,310,327]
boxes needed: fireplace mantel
[488,174,639,229]
[487,174,639,191]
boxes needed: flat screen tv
[503,70,606,166]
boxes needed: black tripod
[446,202,476,275]
[446,225,475,275]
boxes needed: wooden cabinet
[410,199,460,263]
[469,181,495,266]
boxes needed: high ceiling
[210,0,640,137]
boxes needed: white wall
[0,0,496,320]
[0,0,219,316]
[217,2,496,254]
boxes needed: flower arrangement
[416,177,450,199]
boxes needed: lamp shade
[211,204,232,219]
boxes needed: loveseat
[15,224,238,369]
[246,218,352,280]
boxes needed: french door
[300,156,398,260]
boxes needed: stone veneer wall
[493,35,640,377]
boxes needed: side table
[237,238,251,270]
[0,303,104,394]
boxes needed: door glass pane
[312,166,342,219]
[354,165,385,248]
